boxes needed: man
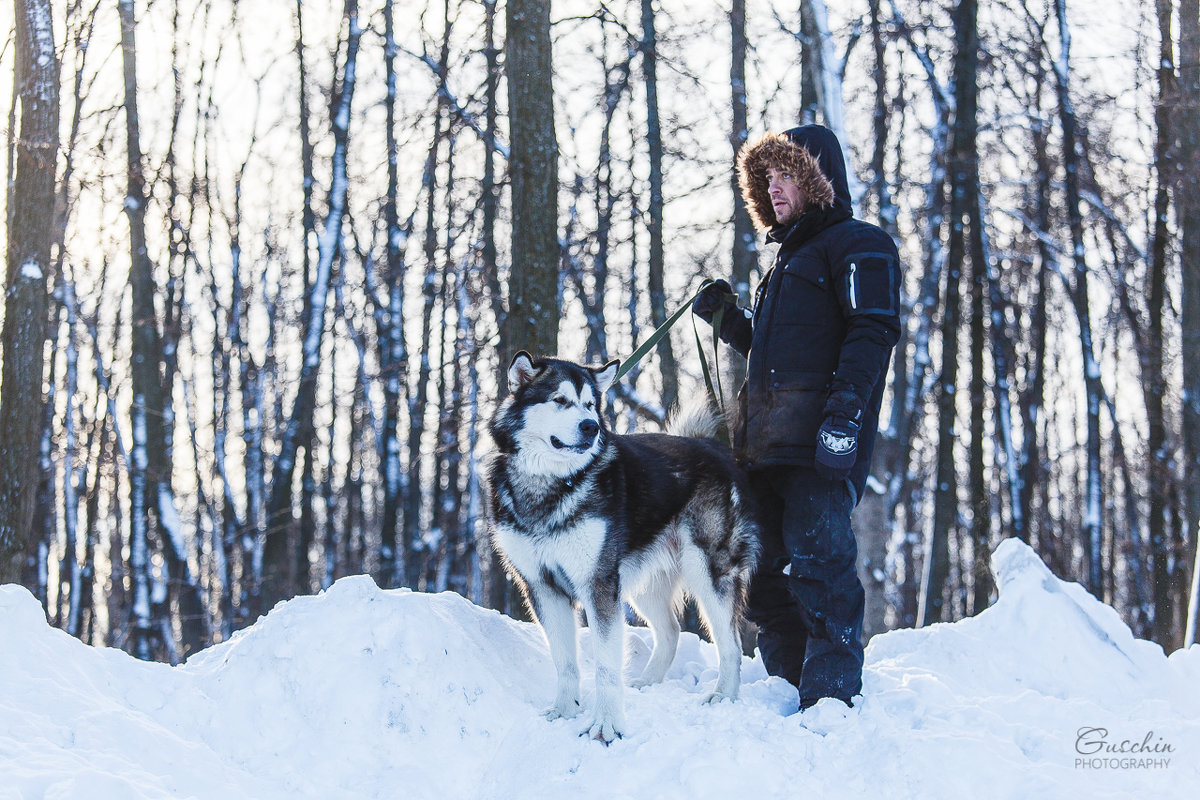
[693,125,901,709]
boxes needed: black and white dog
[485,352,759,742]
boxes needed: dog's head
[490,351,619,478]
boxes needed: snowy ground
[2,538,1197,800]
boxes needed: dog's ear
[508,351,539,393]
[593,359,620,394]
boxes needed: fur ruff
[737,131,836,232]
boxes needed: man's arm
[827,235,903,415]
[693,279,753,358]
[718,306,753,358]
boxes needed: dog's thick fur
[485,352,759,742]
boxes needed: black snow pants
[745,466,864,708]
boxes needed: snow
[2,539,1198,800]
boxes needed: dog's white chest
[494,518,607,594]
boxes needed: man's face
[766,166,806,225]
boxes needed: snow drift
[2,538,1197,800]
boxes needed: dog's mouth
[550,435,595,453]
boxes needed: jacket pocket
[777,256,833,327]
[842,252,898,316]
[759,369,830,456]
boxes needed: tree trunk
[889,1,951,628]
[504,0,559,360]
[1019,88,1052,550]
[1150,0,1175,647]
[729,0,753,393]
[968,193,991,615]
[1177,0,1200,648]
[263,0,361,612]
[640,0,678,411]
[1053,0,1105,597]
[118,0,207,659]
[380,0,410,590]
[921,0,977,627]
[406,139,442,589]
[0,0,59,584]
[855,0,895,638]
[482,0,510,612]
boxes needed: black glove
[814,390,864,483]
[692,279,737,325]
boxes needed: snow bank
[2,539,1197,800]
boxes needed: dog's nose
[579,419,599,439]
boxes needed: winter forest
[1,0,1198,664]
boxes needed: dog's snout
[579,419,599,438]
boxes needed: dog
[485,352,759,742]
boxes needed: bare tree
[856,0,898,638]
[1179,0,1200,648]
[0,0,59,584]
[729,0,753,393]
[921,0,978,627]
[1150,0,1176,646]
[117,0,207,660]
[1052,0,1105,598]
[640,0,678,410]
[504,0,559,359]
[263,0,362,611]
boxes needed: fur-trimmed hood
[737,125,852,233]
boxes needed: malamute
[485,352,759,742]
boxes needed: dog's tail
[665,395,721,439]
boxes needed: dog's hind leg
[682,546,744,704]
[529,582,582,721]
[627,574,681,689]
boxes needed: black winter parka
[720,125,902,502]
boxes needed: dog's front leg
[581,579,626,743]
[529,582,581,721]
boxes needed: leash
[612,280,737,440]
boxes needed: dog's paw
[627,676,655,690]
[543,698,581,722]
[580,716,624,745]
[702,691,737,705]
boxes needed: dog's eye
[553,397,570,407]
[584,401,595,411]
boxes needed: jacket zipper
[848,262,859,310]
[757,264,780,396]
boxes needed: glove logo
[819,428,857,455]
